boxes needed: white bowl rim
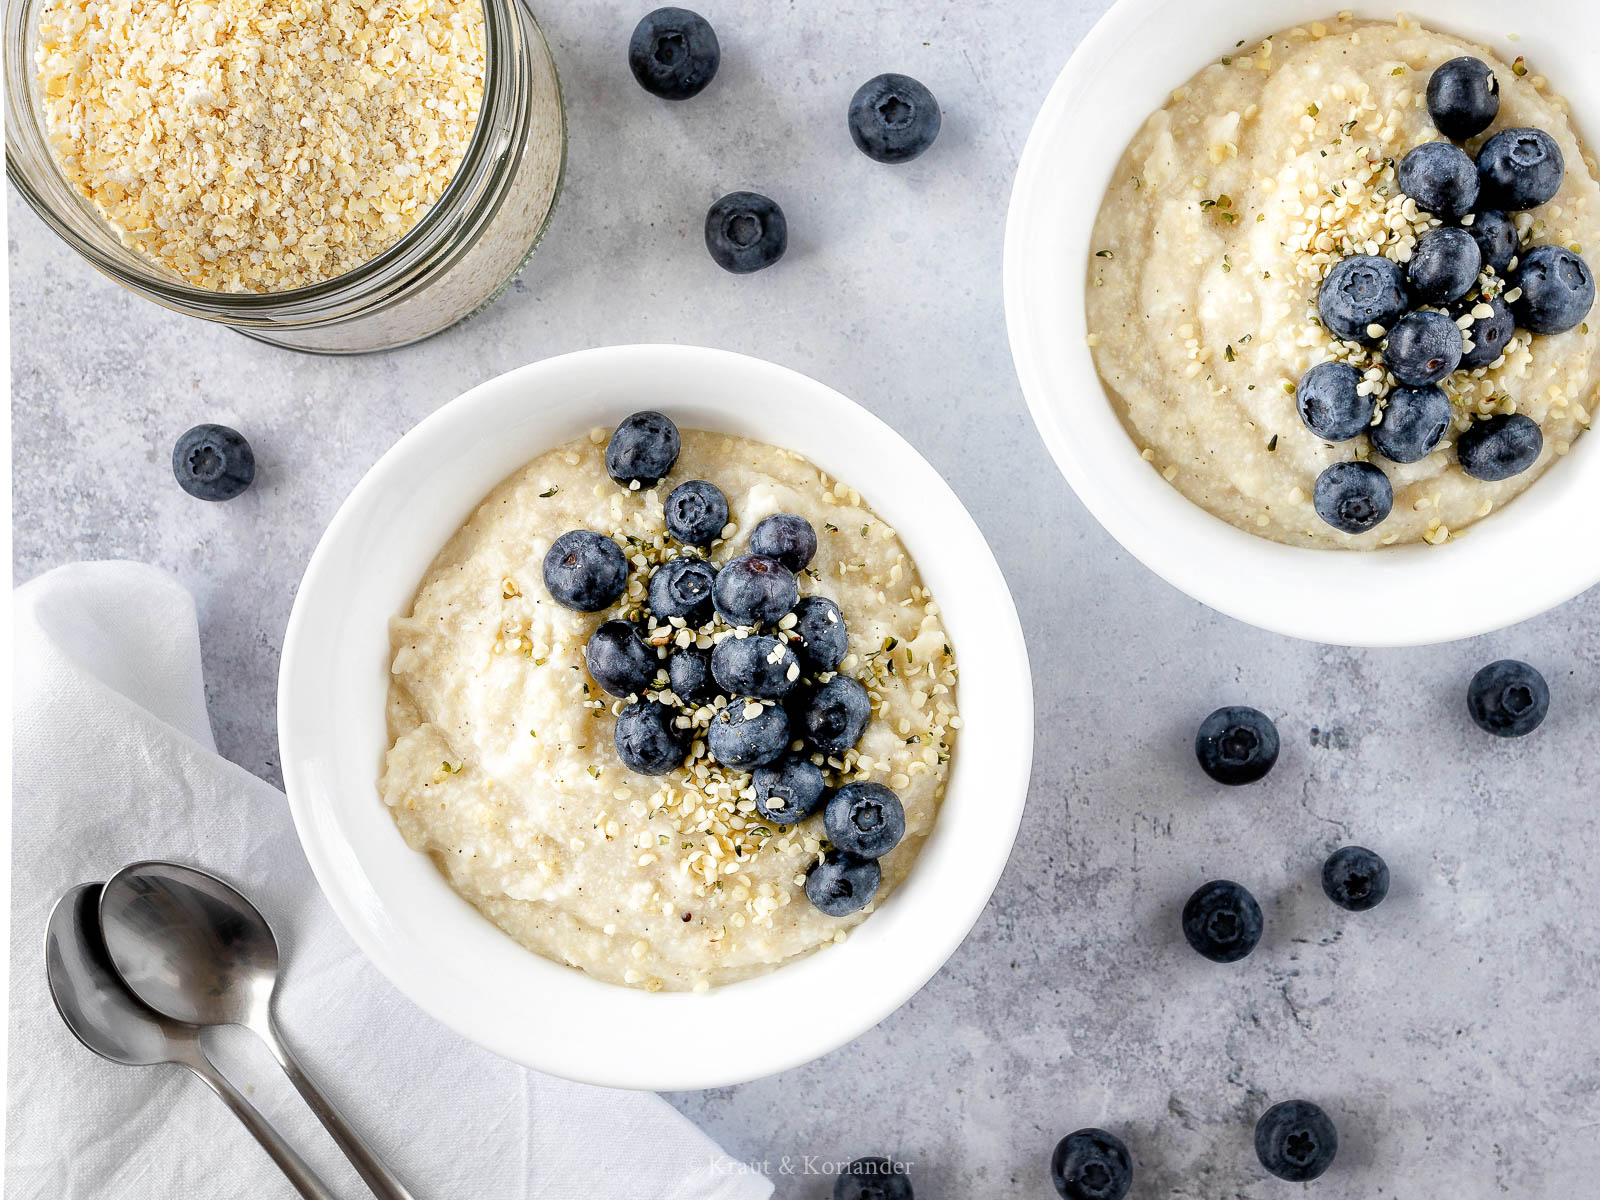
[278,344,1033,1090]
[1004,0,1600,647]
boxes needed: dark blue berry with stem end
[627,8,719,101]
[705,192,787,274]
[1370,384,1451,464]
[1182,879,1263,963]
[544,530,629,612]
[1313,461,1393,534]
[848,73,941,164]
[1296,361,1374,441]
[1467,659,1549,737]
[1255,1100,1338,1182]
[1050,1128,1132,1200]
[173,424,255,501]
[664,480,728,546]
[1195,706,1279,785]
[1322,846,1391,911]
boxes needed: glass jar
[4,0,565,354]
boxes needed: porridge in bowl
[381,412,959,992]
[1086,14,1597,548]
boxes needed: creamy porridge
[1086,15,1599,547]
[381,421,958,991]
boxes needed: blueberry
[1508,244,1594,335]
[614,700,689,775]
[543,530,629,612]
[752,756,826,826]
[1477,127,1564,210]
[1194,706,1279,786]
[833,1158,913,1200]
[627,7,719,101]
[705,191,787,274]
[172,424,255,501]
[707,700,790,768]
[711,633,799,700]
[1396,141,1479,219]
[748,512,817,572]
[712,554,798,626]
[1181,879,1264,963]
[848,73,941,165]
[1313,461,1393,534]
[1255,1100,1338,1182]
[806,851,880,917]
[1426,56,1499,140]
[1383,309,1462,386]
[1049,1128,1132,1200]
[825,782,905,859]
[1317,255,1410,344]
[1453,294,1514,368]
[664,480,729,546]
[1322,845,1391,912]
[667,645,717,705]
[1295,361,1374,442]
[793,675,871,755]
[1370,384,1452,464]
[1457,412,1543,481]
[606,410,680,488]
[648,556,717,625]
[790,595,848,673]
[1467,658,1549,737]
[585,620,659,698]
[1463,209,1518,274]
[1406,226,1481,305]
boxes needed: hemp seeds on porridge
[381,413,960,991]
[1086,14,1597,548]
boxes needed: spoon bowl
[98,861,279,1030]
[46,882,187,1067]
[44,881,336,1200]
[98,860,416,1200]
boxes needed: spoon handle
[185,1058,340,1200]
[259,1014,418,1200]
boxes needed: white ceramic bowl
[279,345,1032,1090]
[1006,0,1600,646]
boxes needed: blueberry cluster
[542,409,908,915]
[1305,55,1595,535]
[626,9,941,274]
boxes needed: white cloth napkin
[10,561,771,1200]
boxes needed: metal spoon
[45,883,337,1200]
[97,861,417,1200]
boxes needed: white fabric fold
[9,560,768,1200]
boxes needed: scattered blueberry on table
[1255,1100,1338,1182]
[1322,846,1391,912]
[627,7,720,100]
[1467,659,1550,737]
[1181,879,1264,964]
[1195,706,1279,785]
[704,191,788,273]
[172,424,255,502]
[848,73,941,164]
[834,1156,913,1200]
[1050,1128,1132,1200]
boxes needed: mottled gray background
[10,0,1600,1195]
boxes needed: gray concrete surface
[10,1,1599,1196]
